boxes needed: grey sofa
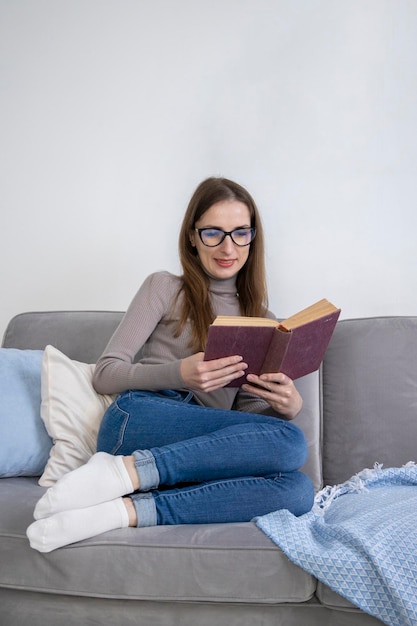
[1,311,416,626]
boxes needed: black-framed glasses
[195,227,256,247]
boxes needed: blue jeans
[97,390,314,526]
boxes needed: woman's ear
[189,230,196,247]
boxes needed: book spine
[260,328,292,376]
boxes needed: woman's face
[190,200,252,280]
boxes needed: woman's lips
[215,259,235,268]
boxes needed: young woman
[27,177,314,552]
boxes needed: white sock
[27,497,129,553]
[34,452,134,520]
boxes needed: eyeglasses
[195,227,256,247]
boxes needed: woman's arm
[93,272,185,395]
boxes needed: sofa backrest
[2,311,123,363]
[321,316,417,486]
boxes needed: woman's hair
[176,177,268,351]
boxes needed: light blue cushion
[0,348,52,477]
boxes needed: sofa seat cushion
[0,478,315,604]
[316,582,359,610]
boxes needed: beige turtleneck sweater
[93,271,276,414]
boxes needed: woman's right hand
[180,352,248,393]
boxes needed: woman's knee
[289,470,315,515]
[283,421,309,468]
[269,470,314,517]
[256,420,309,471]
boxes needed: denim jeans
[97,390,314,526]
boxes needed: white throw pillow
[39,345,116,486]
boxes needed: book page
[211,315,278,327]
[280,299,339,330]
[211,298,340,330]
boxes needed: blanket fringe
[313,461,416,515]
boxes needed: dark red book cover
[262,310,340,380]
[204,307,340,386]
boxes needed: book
[204,298,341,385]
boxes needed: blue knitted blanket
[256,464,417,626]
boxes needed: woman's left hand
[242,372,303,420]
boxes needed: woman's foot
[34,452,136,520]
[27,497,130,553]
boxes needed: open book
[204,298,341,385]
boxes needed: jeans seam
[110,399,130,455]
[152,475,284,500]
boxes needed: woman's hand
[180,353,248,393]
[242,372,303,420]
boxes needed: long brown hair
[176,177,268,351]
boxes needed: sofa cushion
[0,477,315,605]
[322,317,417,486]
[39,345,115,486]
[0,348,51,477]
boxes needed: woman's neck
[207,274,238,296]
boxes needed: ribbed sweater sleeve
[93,272,187,395]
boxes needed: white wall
[1,0,417,340]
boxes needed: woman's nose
[218,235,235,253]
